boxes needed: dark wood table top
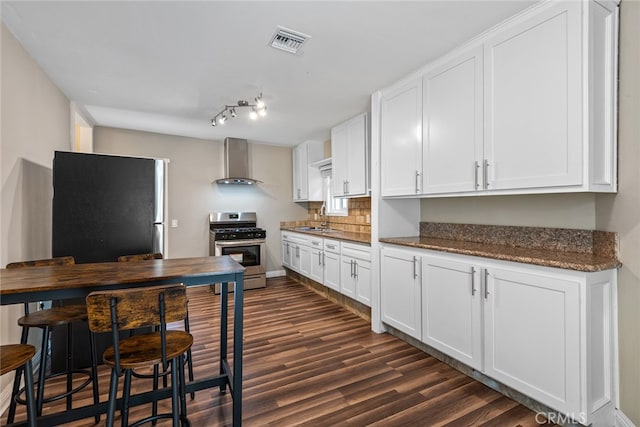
[0,256,244,305]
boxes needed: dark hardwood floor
[3,277,553,426]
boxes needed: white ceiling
[2,1,536,147]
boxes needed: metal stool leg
[122,369,132,427]
[36,326,50,416]
[66,323,73,411]
[170,358,179,427]
[7,321,29,423]
[23,359,37,427]
[106,368,119,427]
[89,329,100,423]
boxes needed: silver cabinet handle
[345,180,349,195]
[412,256,418,279]
[312,241,320,246]
[350,260,354,277]
[286,242,289,255]
[484,269,489,299]
[327,244,336,250]
[322,252,325,266]
[415,171,421,193]
[471,267,476,296]
[296,246,300,258]
[318,252,322,265]
[354,261,358,278]
[474,161,480,189]
[483,159,490,188]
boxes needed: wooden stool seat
[17,304,88,328]
[0,344,36,375]
[103,331,193,369]
[1,344,37,427]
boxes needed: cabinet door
[298,244,312,278]
[354,259,372,307]
[484,267,580,414]
[380,246,422,339]
[340,257,356,299]
[309,247,324,283]
[281,240,292,268]
[381,78,423,197]
[423,46,483,194]
[484,2,582,190]
[346,114,367,196]
[292,144,308,201]
[290,244,301,272]
[331,124,348,197]
[323,251,340,291]
[421,255,482,370]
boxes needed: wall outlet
[365,214,371,224]
[314,213,318,220]
[171,219,178,228]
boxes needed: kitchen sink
[294,226,337,233]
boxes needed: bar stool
[118,252,195,400]
[86,284,193,427]
[1,344,37,427]
[5,256,100,423]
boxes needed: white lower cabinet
[380,246,422,340]
[484,267,581,416]
[281,232,371,307]
[281,233,292,269]
[421,255,482,370]
[380,243,616,425]
[341,242,372,306]
[323,240,341,292]
[308,238,324,284]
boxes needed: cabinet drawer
[309,237,323,248]
[341,242,371,261]
[323,239,340,253]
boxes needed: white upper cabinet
[484,1,582,190]
[379,0,618,198]
[422,46,483,194]
[331,113,369,197]
[380,78,423,197]
[292,140,324,201]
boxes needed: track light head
[210,93,266,126]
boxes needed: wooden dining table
[0,255,245,427]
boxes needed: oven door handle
[214,239,266,247]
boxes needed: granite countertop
[281,227,371,245]
[380,224,621,273]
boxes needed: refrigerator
[51,151,166,370]
[52,151,165,263]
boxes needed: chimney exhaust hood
[216,138,262,185]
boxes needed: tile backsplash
[307,197,371,233]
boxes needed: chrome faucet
[319,203,328,228]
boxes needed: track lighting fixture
[210,93,267,126]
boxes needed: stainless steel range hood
[216,137,262,185]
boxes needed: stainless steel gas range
[209,212,267,291]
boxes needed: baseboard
[616,410,637,427]
[267,269,286,278]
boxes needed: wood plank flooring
[3,277,553,426]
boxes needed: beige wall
[0,23,71,394]
[94,127,307,273]
[420,3,640,423]
[596,1,640,424]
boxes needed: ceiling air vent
[269,26,310,54]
